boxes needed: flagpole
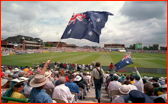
[50,38,62,60]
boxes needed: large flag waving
[61,11,113,43]
[115,54,133,70]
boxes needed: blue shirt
[65,81,79,94]
[65,81,80,98]
[55,80,60,86]
[30,88,53,103]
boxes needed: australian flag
[61,11,113,43]
[115,54,133,70]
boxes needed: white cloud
[1,1,167,47]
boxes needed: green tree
[49,44,54,47]
[45,43,49,47]
[149,45,153,50]
[129,45,133,49]
[143,46,148,50]
[164,46,167,50]
[133,44,135,50]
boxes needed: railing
[1,97,30,103]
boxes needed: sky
[1,1,167,47]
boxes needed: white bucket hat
[1,79,8,87]
[119,85,130,95]
[11,78,24,88]
[159,77,165,81]
[86,72,90,74]
[74,76,82,81]
[19,77,29,81]
[45,72,51,78]
[30,74,48,87]
[12,68,20,72]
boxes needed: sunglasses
[14,84,24,88]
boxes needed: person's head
[119,85,130,95]
[130,76,134,81]
[123,81,131,85]
[18,72,25,77]
[113,76,118,81]
[126,76,130,81]
[83,72,87,76]
[59,77,66,84]
[152,83,160,88]
[161,84,167,93]
[68,75,74,81]
[12,83,24,92]
[151,77,158,82]
[134,75,140,81]
[95,62,100,67]
[142,78,147,84]
[144,83,154,95]
[29,74,48,89]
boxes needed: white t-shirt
[24,85,33,94]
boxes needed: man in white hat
[52,77,75,103]
[159,84,167,102]
[112,85,130,103]
[44,72,55,89]
[29,60,53,103]
[29,74,53,103]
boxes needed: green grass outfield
[1,52,167,69]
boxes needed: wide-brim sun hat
[12,68,20,72]
[45,72,51,78]
[30,74,48,87]
[86,72,90,74]
[161,84,167,88]
[19,77,29,81]
[74,75,82,81]
[119,85,130,95]
[11,79,24,88]
[159,77,165,81]
[1,79,8,87]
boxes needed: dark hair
[126,76,130,80]
[14,83,24,88]
[152,83,159,88]
[95,62,100,67]
[130,76,134,81]
[144,83,154,94]
[123,81,131,85]
[124,74,126,76]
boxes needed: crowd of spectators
[1,60,167,103]
[126,49,167,53]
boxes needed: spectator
[3,79,25,103]
[44,72,55,89]
[24,76,34,94]
[109,63,114,72]
[124,90,154,103]
[52,77,75,103]
[104,71,109,79]
[151,77,161,87]
[126,76,130,81]
[133,66,144,92]
[91,62,104,103]
[24,66,29,72]
[130,76,135,84]
[142,78,147,84]
[123,81,137,91]
[65,75,80,99]
[108,76,122,91]
[112,85,130,103]
[29,74,53,103]
[74,75,85,99]
[118,75,126,83]
[159,84,167,102]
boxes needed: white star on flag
[88,31,93,36]
[67,29,72,35]
[96,18,101,22]
[126,61,129,63]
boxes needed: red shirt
[27,70,34,76]
[110,64,114,69]
[1,72,5,77]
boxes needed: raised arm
[134,66,141,79]
[40,60,51,74]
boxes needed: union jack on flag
[122,54,131,61]
[68,13,86,26]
